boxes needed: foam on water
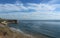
[9,27,34,38]
[8,20,60,38]
[10,27,24,33]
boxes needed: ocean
[8,20,60,38]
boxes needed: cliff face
[0,23,49,38]
[0,24,34,38]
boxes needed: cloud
[49,0,60,4]
[27,3,56,11]
[0,2,56,13]
[40,0,51,3]
[0,1,60,20]
[0,3,28,13]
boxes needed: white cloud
[49,0,60,4]
[0,3,56,12]
[0,3,28,12]
[27,3,56,11]
[0,2,60,20]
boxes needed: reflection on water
[8,20,60,38]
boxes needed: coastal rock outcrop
[0,24,34,38]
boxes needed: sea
[8,20,60,38]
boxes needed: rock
[0,24,34,38]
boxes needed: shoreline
[0,23,51,38]
[0,23,35,38]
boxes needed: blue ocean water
[8,20,60,38]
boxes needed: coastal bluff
[0,23,49,38]
[0,23,34,38]
[0,18,49,38]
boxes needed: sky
[0,0,60,20]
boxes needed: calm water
[8,20,60,38]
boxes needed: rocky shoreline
[0,23,35,38]
[0,23,49,38]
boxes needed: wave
[10,27,24,33]
[9,27,34,38]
